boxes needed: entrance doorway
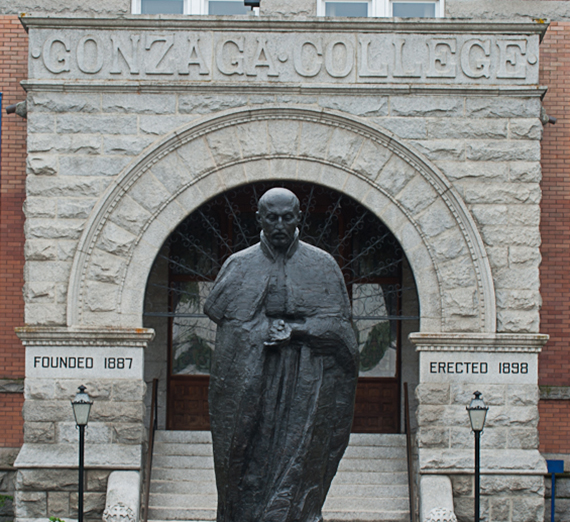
[161,182,411,433]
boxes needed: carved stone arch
[67,106,496,333]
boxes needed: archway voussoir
[320,164,351,191]
[108,195,152,237]
[96,222,137,258]
[150,151,195,195]
[155,199,187,231]
[129,173,172,215]
[243,158,272,182]
[87,250,126,286]
[299,122,334,161]
[416,199,457,239]
[218,163,248,190]
[269,158,298,181]
[429,228,470,265]
[351,139,392,181]
[375,155,418,197]
[205,127,243,166]
[85,281,119,313]
[326,128,364,168]
[236,121,269,159]
[267,119,301,155]
[296,159,323,184]
[176,137,217,179]
[342,173,373,205]
[395,175,438,217]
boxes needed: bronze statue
[204,187,359,522]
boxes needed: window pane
[141,0,184,14]
[325,2,368,17]
[209,1,250,14]
[392,2,436,17]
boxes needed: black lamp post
[71,385,93,522]
[466,391,488,522]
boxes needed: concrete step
[155,431,212,444]
[151,468,216,482]
[150,481,217,495]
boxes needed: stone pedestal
[13,327,154,522]
[410,333,548,522]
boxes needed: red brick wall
[0,15,28,447]
[539,21,570,454]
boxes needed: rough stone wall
[0,0,129,15]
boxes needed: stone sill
[540,386,570,400]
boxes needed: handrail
[142,378,159,522]
[404,382,417,522]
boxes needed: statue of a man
[204,188,359,522]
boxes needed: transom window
[134,0,255,15]
[318,0,442,17]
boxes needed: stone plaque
[420,351,537,384]
[26,346,143,379]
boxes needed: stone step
[155,431,212,444]
[151,468,216,482]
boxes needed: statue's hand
[264,320,292,348]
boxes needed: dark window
[141,0,184,14]
[392,2,436,17]
[208,0,250,14]
[325,1,369,17]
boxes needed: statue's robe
[204,231,359,522]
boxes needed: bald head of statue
[256,188,302,251]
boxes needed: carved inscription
[29,30,540,84]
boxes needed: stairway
[147,431,410,522]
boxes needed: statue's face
[257,191,301,250]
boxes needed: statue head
[257,188,301,251]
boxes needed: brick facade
[539,21,570,455]
[0,15,28,448]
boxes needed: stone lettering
[392,38,421,78]
[76,35,104,74]
[217,38,245,75]
[42,36,71,74]
[247,37,279,77]
[430,361,489,374]
[497,39,527,79]
[145,34,175,75]
[110,35,140,75]
[358,36,387,78]
[325,39,354,78]
[426,38,456,78]
[460,39,491,79]
[179,36,210,76]
[294,39,323,77]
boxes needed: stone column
[13,327,154,522]
[410,333,548,522]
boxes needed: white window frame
[317,0,443,18]
[132,0,258,15]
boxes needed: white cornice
[15,326,155,347]
[410,332,549,352]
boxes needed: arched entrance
[143,181,419,433]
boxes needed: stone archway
[67,106,496,333]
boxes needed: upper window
[134,0,256,15]
[318,0,443,17]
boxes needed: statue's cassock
[204,230,359,522]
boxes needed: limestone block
[24,197,56,218]
[443,287,478,318]
[509,162,541,183]
[57,241,77,261]
[54,380,112,401]
[89,402,144,424]
[24,282,55,303]
[217,163,248,189]
[113,424,144,444]
[396,174,438,215]
[139,115,197,135]
[25,241,56,261]
[276,95,317,106]
[97,223,137,257]
[318,96,388,117]
[417,427,449,448]
[429,229,469,264]
[27,155,58,176]
[343,171,373,203]
[48,492,70,518]
[489,498,511,522]
[544,500,570,522]
[24,303,66,326]
[450,384,505,406]
[454,496,489,522]
[103,135,156,156]
[494,267,539,290]
[510,119,543,140]
[417,405,469,429]
[485,406,539,428]
[70,491,106,518]
[85,282,119,313]
[511,497,544,522]
[87,250,125,285]
[87,470,111,492]
[507,428,539,450]
[176,137,217,177]
[471,205,508,226]
[450,427,507,449]
[206,127,243,165]
[420,475,456,522]
[30,92,101,113]
[234,120,269,159]
[178,94,246,114]
[482,476,544,496]
[506,385,539,407]
[416,199,456,238]
[438,257,477,288]
[23,400,75,423]
[28,134,102,155]
[427,119,508,140]
[508,204,540,227]
[508,246,541,267]
[27,176,112,198]
[25,379,55,400]
[261,0,316,16]
[28,113,55,134]
[249,95,278,106]
[57,114,138,135]
[57,422,112,444]
[390,96,463,117]
[480,226,540,248]
[465,98,541,118]
[25,261,71,283]
[299,122,333,160]
[371,117,426,139]
[23,422,55,444]
[467,141,540,162]
[267,119,301,155]
[102,471,140,522]
[59,155,131,177]
[497,310,539,333]
[416,383,451,405]
[496,290,539,312]
[437,161,509,182]
[26,218,84,240]
[102,94,176,115]
[487,247,508,269]
[374,154,416,195]
[112,380,146,401]
[15,491,46,518]
[108,195,152,237]
[150,151,196,195]
[410,140,465,161]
